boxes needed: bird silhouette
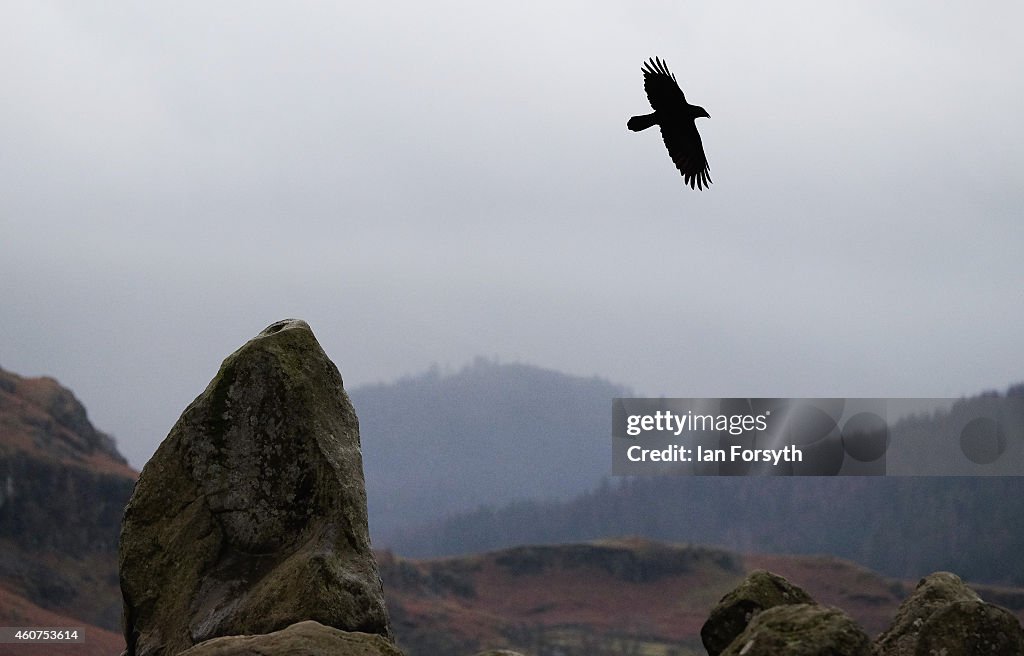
[628,57,711,190]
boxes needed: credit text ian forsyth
[624,409,803,466]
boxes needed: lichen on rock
[721,603,870,656]
[119,319,391,656]
[872,571,1024,656]
[701,569,815,656]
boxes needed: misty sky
[2,2,1023,468]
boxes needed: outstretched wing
[642,57,687,111]
[659,121,712,190]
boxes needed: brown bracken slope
[0,583,124,656]
[380,538,1024,655]
[0,365,136,639]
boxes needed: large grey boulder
[912,599,1024,655]
[119,319,391,656]
[721,603,870,656]
[873,571,1023,656]
[176,620,403,656]
[701,569,815,656]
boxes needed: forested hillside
[387,386,1024,586]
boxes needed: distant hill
[380,537,1024,656]
[352,358,631,542]
[0,365,136,634]
[387,385,1024,587]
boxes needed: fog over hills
[356,368,1024,586]
[389,474,1024,585]
[353,358,630,541]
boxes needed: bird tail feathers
[627,113,657,132]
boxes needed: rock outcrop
[492,538,741,582]
[701,569,815,656]
[873,571,1024,655]
[703,569,1024,656]
[721,603,870,656]
[177,621,403,656]
[0,365,132,473]
[118,319,392,656]
[0,365,136,631]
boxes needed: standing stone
[701,570,815,656]
[119,319,391,656]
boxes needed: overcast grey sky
[2,2,1022,468]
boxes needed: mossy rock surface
[913,598,1024,655]
[873,572,1024,656]
[721,603,870,656]
[119,320,390,656]
[177,620,404,655]
[701,569,815,656]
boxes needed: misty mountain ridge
[374,378,1024,587]
[352,357,631,542]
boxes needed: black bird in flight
[628,57,711,190]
